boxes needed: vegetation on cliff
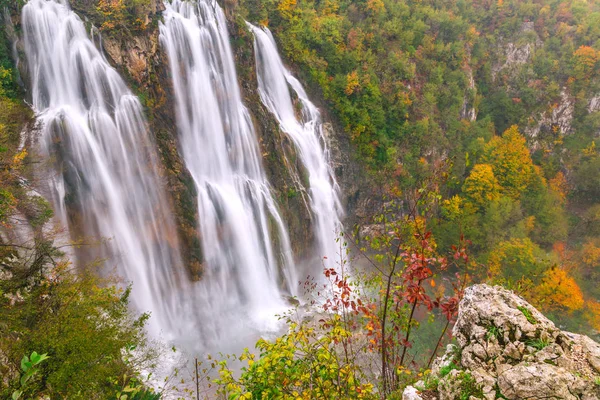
[1,0,600,399]
[233,0,600,336]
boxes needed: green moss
[439,363,458,379]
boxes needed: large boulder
[404,284,600,400]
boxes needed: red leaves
[440,297,459,321]
[322,268,363,315]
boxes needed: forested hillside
[236,0,600,334]
[1,0,600,398]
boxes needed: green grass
[439,363,458,379]
[458,372,484,400]
[527,337,550,351]
[517,306,537,324]
[486,325,501,341]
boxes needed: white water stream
[160,0,297,349]
[22,0,186,336]
[248,24,344,269]
[21,0,345,354]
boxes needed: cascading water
[248,25,345,269]
[160,0,297,349]
[22,0,186,337]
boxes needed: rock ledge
[403,284,600,400]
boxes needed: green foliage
[216,320,376,399]
[95,0,154,32]
[237,0,600,335]
[457,372,484,400]
[0,261,156,399]
[517,306,538,325]
[11,351,50,400]
[527,337,550,351]
[439,363,458,379]
[486,325,501,341]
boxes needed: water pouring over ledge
[21,0,187,337]
[248,24,345,270]
[160,0,298,350]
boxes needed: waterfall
[22,0,185,336]
[160,0,297,349]
[248,24,345,269]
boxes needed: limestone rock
[497,364,584,400]
[526,88,575,139]
[425,284,600,400]
[588,95,600,113]
[402,386,424,400]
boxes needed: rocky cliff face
[404,284,600,400]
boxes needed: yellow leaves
[549,172,568,204]
[319,0,340,15]
[277,0,297,20]
[12,148,27,168]
[97,0,126,30]
[487,238,538,280]
[533,267,584,313]
[463,164,501,209]
[365,0,385,14]
[483,125,537,200]
[466,26,479,45]
[582,240,600,267]
[345,70,360,96]
[442,195,466,221]
[214,319,377,400]
[584,300,600,331]
[524,216,536,234]
[0,66,11,96]
[582,141,597,156]
[573,45,599,79]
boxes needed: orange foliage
[584,300,600,331]
[582,240,600,267]
[347,28,364,51]
[573,46,599,79]
[277,0,297,20]
[345,70,360,95]
[365,0,385,14]
[534,268,584,313]
[549,172,568,204]
[97,0,126,30]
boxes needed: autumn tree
[462,163,501,209]
[572,45,599,80]
[483,125,536,199]
[532,267,584,313]
[487,238,547,284]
